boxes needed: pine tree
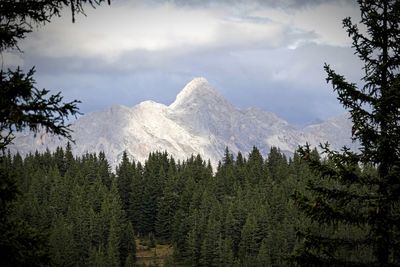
[119,221,136,266]
[98,151,112,188]
[267,147,288,182]
[228,189,247,258]
[293,1,400,266]
[116,151,134,212]
[199,217,221,267]
[186,218,201,266]
[172,176,196,260]
[139,152,169,235]
[155,172,179,242]
[48,216,76,266]
[238,215,258,261]
[68,183,92,264]
[129,161,143,233]
[215,147,235,198]
[247,146,265,185]
[234,151,247,186]
[106,217,120,267]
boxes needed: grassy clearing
[135,239,174,267]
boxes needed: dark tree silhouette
[0,1,110,266]
[0,0,110,150]
[293,1,400,266]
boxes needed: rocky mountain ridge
[8,77,357,169]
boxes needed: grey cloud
[21,21,319,77]
[151,0,355,10]
[223,15,274,24]
[278,0,355,9]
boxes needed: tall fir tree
[155,172,179,242]
[116,151,134,212]
[293,1,400,266]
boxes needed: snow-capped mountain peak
[8,78,356,170]
[170,77,227,110]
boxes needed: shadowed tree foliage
[8,147,136,266]
[0,1,110,266]
[0,0,111,150]
[0,67,81,150]
[292,1,400,266]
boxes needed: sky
[3,0,364,126]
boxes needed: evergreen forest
[1,144,381,266]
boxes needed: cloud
[22,3,221,60]
[18,0,357,64]
[250,1,360,47]
[156,0,355,10]
[1,52,24,68]
[7,0,364,126]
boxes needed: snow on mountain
[8,77,357,169]
[303,113,358,151]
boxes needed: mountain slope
[8,77,357,169]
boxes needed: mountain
[8,77,358,169]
